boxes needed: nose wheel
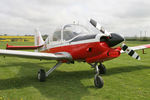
[94,75,104,88]
[89,63,106,88]
[94,63,104,88]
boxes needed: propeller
[121,43,140,60]
[90,19,110,36]
[90,18,141,60]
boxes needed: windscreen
[63,24,90,41]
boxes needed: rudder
[34,28,45,52]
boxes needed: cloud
[0,0,150,37]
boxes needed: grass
[0,41,150,100]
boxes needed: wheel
[98,64,106,74]
[38,69,46,82]
[94,75,104,88]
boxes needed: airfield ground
[0,41,150,100]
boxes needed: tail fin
[34,28,45,52]
[35,28,44,46]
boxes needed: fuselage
[41,33,123,63]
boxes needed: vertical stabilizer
[35,28,45,52]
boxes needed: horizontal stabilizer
[6,44,43,50]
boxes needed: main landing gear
[89,62,106,88]
[37,61,106,88]
[37,61,62,82]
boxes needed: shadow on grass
[0,62,150,99]
[0,62,93,100]
[0,61,56,68]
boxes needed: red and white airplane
[0,19,150,88]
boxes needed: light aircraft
[0,19,150,88]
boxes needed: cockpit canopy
[53,24,90,41]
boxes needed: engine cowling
[86,48,121,63]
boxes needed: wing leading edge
[0,49,72,60]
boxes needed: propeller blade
[121,44,140,60]
[90,19,110,36]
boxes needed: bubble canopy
[53,24,90,41]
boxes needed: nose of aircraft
[107,33,125,47]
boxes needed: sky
[0,0,150,37]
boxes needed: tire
[98,64,106,74]
[38,69,46,82]
[94,75,104,88]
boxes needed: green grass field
[0,41,150,100]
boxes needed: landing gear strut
[89,62,106,88]
[37,61,62,82]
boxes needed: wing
[121,44,150,53]
[0,49,72,60]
